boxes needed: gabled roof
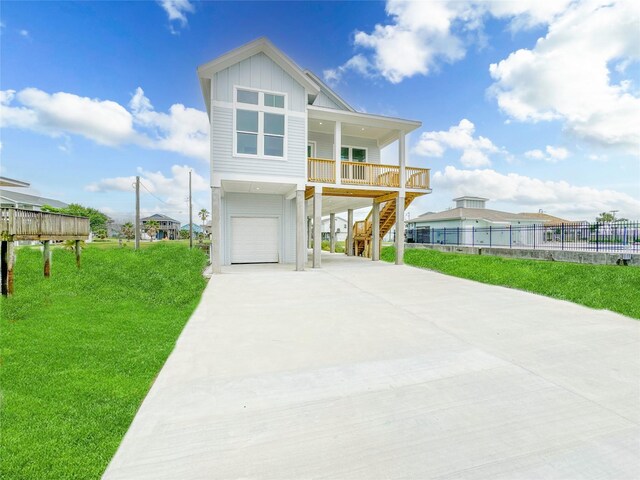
[0,190,68,209]
[304,70,354,112]
[197,37,321,116]
[141,213,180,223]
[408,207,571,225]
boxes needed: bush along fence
[405,222,640,253]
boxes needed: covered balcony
[306,105,431,191]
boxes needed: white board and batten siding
[313,91,345,110]
[308,132,381,163]
[223,193,296,265]
[211,52,307,180]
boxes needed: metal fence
[405,222,640,253]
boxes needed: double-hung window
[235,88,286,158]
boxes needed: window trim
[307,141,317,158]
[233,85,288,161]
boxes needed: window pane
[237,133,257,155]
[265,135,284,157]
[264,93,284,108]
[237,90,258,105]
[340,147,350,161]
[236,110,258,132]
[352,148,367,162]
[264,113,284,135]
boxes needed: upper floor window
[235,88,286,158]
[341,146,367,162]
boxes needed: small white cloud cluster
[432,165,640,219]
[524,145,570,163]
[158,0,195,34]
[413,119,500,167]
[0,87,209,161]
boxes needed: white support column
[334,121,342,185]
[211,186,222,274]
[399,130,407,190]
[313,187,322,268]
[329,213,336,253]
[346,209,354,256]
[296,190,306,271]
[371,201,380,261]
[307,216,312,249]
[395,195,405,265]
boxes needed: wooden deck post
[1,240,15,296]
[43,240,51,277]
[75,240,82,268]
[347,209,354,256]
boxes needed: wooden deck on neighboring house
[0,208,91,295]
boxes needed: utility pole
[135,176,140,250]
[189,170,193,249]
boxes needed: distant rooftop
[0,176,30,188]
[141,213,180,223]
[0,189,68,209]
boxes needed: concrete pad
[104,253,640,479]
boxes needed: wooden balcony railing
[405,167,430,189]
[307,158,335,183]
[308,158,430,190]
[1,208,91,241]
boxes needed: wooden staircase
[353,195,417,258]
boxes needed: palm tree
[121,222,134,240]
[145,220,160,242]
[198,208,209,241]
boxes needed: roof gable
[198,37,320,114]
[304,70,354,112]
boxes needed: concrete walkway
[104,253,640,479]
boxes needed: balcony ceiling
[308,118,392,142]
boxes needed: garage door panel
[231,217,279,264]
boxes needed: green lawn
[382,246,640,319]
[0,243,208,479]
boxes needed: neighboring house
[406,196,572,246]
[0,187,69,211]
[141,214,180,240]
[180,223,204,238]
[198,37,431,271]
[321,216,348,242]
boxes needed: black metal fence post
[509,225,512,249]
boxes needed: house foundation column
[1,240,15,296]
[307,216,312,249]
[396,195,405,265]
[211,186,222,274]
[372,201,380,261]
[346,209,354,256]
[329,213,336,253]
[313,187,322,268]
[296,190,306,271]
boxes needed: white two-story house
[197,38,431,273]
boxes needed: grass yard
[382,246,640,319]
[0,243,208,479]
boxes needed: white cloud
[0,87,209,161]
[129,88,209,161]
[19,29,29,38]
[524,145,570,162]
[158,0,195,34]
[324,0,573,84]
[0,88,135,145]
[433,165,640,219]
[489,0,640,152]
[413,119,500,167]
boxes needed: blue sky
[1,0,639,223]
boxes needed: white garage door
[231,217,279,264]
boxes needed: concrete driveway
[104,253,640,479]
